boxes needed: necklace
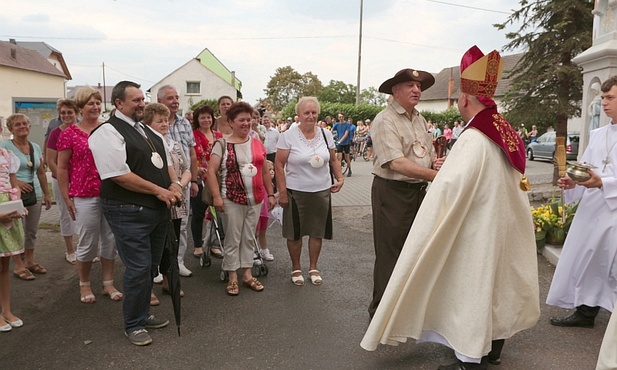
[11,140,33,167]
[602,126,617,172]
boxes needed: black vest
[98,116,171,209]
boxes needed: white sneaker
[260,248,274,261]
[153,273,163,284]
[178,263,192,277]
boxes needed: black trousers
[368,176,427,318]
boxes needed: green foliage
[318,80,356,104]
[280,101,383,123]
[421,107,463,127]
[360,87,388,106]
[264,66,324,112]
[494,0,593,135]
[190,99,218,112]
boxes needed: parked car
[526,131,579,161]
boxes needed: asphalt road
[1,159,606,370]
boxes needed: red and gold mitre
[460,45,503,107]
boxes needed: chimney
[231,71,236,87]
[9,38,16,44]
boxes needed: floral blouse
[193,128,223,181]
[57,125,101,198]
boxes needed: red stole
[464,108,526,174]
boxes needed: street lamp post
[355,0,364,106]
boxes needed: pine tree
[495,0,593,135]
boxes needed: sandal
[65,252,76,265]
[13,269,35,281]
[291,270,304,286]
[79,281,96,304]
[102,280,123,301]
[242,277,264,292]
[150,292,160,306]
[226,281,239,296]
[26,263,47,274]
[193,247,203,258]
[210,248,224,259]
[309,270,323,286]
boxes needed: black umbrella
[160,219,182,336]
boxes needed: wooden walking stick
[555,136,567,225]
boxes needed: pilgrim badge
[151,152,164,169]
[309,155,325,168]
[241,163,258,177]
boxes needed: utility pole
[102,62,107,112]
[355,0,364,106]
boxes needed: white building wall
[150,59,237,115]
[0,67,65,145]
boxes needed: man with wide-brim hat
[367,68,444,319]
[362,46,539,370]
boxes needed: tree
[264,67,324,112]
[495,0,593,133]
[360,86,387,106]
[319,80,356,104]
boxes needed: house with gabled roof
[417,52,524,113]
[0,39,70,146]
[148,48,242,115]
[416,51,583,131]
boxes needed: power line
[423,0,512,15]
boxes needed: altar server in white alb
[360,46,540,370]
[547,75,617,329]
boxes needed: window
[186,81,200,94]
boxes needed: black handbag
[20,142,37,207]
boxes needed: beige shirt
[371,100,435,182]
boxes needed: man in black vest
[89,81,183,346]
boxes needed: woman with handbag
[0,114,52,281]
[207,102,275,296]
[275,97,344,286]
[190,104,223,259]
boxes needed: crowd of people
[1,46,616,369]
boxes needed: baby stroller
[199,206,224,269]
[251,238,269,278]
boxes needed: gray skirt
[282,189,333,241]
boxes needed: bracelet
[267,194,275,198]
[190,180,198,184]
[172,181,183,189]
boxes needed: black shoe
[487,339,504,365]
[145,315,169,329]
[549,312,594,328]
[437,359,487,370]
[347,170,352,177]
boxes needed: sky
[0,0,525,105]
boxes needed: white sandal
[308,270,323,286]
[102,280,123,301]
[291,270,304,286]
[65,252,76,264]
[79,281,96,303]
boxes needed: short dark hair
[601,76,617,93]
[111,81,141,107]
[226,102,253,123]
[192,104,215,130]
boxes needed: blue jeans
[101,198,169,332]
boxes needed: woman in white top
[275,97,344,286]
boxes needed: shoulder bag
[21,142,37,207]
